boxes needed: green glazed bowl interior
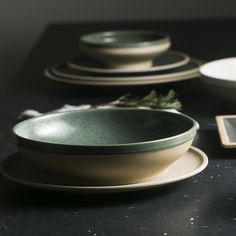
[80,30,170,48]
[13,109,197,155]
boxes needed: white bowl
[200,58,236,104]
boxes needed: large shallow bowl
[13,109,197,185]
[79,30,171,70]
[200,58,236,104]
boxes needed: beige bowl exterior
[18,139,193,186]
[80,41,171,69]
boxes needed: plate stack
[45,30,203,87]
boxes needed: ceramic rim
[45,69,200,86]
[200,57,236,82]
[79,30,170,48]
[51,59,201,82]
[13,109,198,155]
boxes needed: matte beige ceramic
[45,69,200,86]
[51,60,200,82]
[0,147,208,193]
[81,41,171,69]
[18,139,193,186]
[215,115,236,148]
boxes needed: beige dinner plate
[0,147,208,193]
[67,51,190,74]
[51,59,201,82]
[45,69,200,86]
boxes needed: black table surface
[0,20,236,236]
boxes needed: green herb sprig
[114,90,182,110]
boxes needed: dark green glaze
[70,51,189,72]
[13,109,197,155]
[80,30,170,48]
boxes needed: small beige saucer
[0,147,208,193]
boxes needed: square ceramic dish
[215,115,236,148]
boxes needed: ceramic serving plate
[0,147,208,193]
[68,51,190,74]
[215,115,236,148]
[200,58,236,104]
[45,69,200,86]
[79,30,171,69]
[13,109,197,185]
[49,59,201,83]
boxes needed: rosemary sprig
[18,90,182,120]
[114,90,182,110]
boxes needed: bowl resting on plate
[80,30,171,69]
[13,108,197,185]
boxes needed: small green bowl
[13,108,197,185]
[79,30,171,70]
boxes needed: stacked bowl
[45,30,203,86]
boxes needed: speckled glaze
[14,109,197,155]
[79,30,171,69]
[13,109,197,185]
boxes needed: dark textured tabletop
[0,20,236,236]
